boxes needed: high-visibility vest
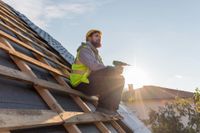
[70,44,91,87]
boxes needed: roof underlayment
[5,2,75,65]
[0,0,151,132]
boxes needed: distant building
[124,85,194,120]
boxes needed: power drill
[112,60,130,67]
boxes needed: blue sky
[4,0,200,92]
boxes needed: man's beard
[91,40,101,48]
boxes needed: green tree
[194,88,200,112]
[194,88,200,102]
[147,89,200,133]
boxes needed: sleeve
[78,47,106,71]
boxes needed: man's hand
[103,66,123,76]
[115,66,124,74]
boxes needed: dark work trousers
[74,67,125,111]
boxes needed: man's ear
[87,36,92,41]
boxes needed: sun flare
[122,66,151,89]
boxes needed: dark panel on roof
[12,125,67,133]
[45,58,60,69]
[0,75,49,109]
[0,23,35,58]
[8,40,36,59]
[78,124,100,133]
[51,91,82,112]
[0,49,19,70]
[0,23,18,38]
[31,44,45,55]
[104,122,118,133]
[28,62,58,83]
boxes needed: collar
[85,41,99,54]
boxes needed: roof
[133,85,193,101]
[0,0,135,132]
[119,104,151,133]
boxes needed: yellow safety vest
[70,44,91,87]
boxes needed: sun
[122,66,151,89]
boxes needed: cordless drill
[112,60,130,74]
[112,60,130,67]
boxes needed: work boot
[95,107,119,116]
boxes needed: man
[70,29,125,115]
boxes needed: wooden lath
[0,21,71,71]
[0,40,69,78]
[0,37,79,132]
[0,1,64,62]
[0,109,122,131]
[0,109,63,131]
[0,63,96,101]
[0,1,128,133]
[0,3,29,29]
[0,1,42,38]
[0,30,71,73]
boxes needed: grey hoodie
[78,41,106,71]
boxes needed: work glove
[106,66,123,74]
[114,66,124,74]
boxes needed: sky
[4,0,200,92]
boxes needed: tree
[122,90,135,102]
[194,88,200,112]
[194,88,200,102]
[147,88,200,133]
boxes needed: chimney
[128,84,134,92]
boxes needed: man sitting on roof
[70,29,124,115]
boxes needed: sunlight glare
[122,66,151,89]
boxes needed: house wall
[125,99,175,120]
[125,99,193,128]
